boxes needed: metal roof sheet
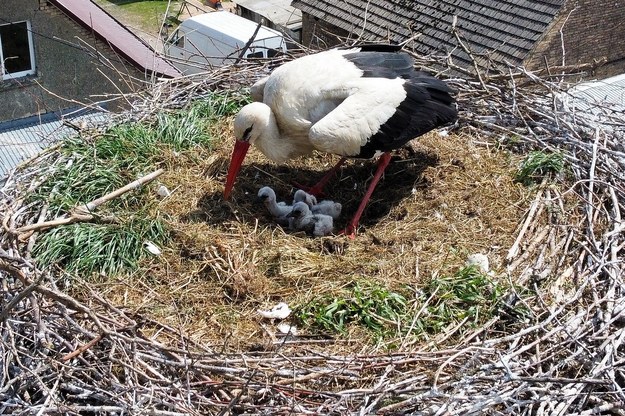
[235,0,302,29]
[0,108,110,179]
[561,73,625,130]
[50,0,180,78]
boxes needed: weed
[413,265,504,335]
[515,150,564,185]
[297,266,507,342]
[296,282,407,338]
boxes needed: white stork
[224,46,457,237]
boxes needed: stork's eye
[242,125,253,141]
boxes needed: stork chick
[294,189,341,219]
[288,202,334,237]
[311,200,342,220]
[293,189,318,207]
[258,186,292,228]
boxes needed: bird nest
[1,52,624,414]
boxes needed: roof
[49,0,180,78]
[235,0,302,30]
[183,12,284,43]
[291,0,565,68]
[560,73,625,131]
[566,73,625,111]
[0,108,110,180]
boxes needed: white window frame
[0,20,36,80]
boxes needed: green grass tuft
[28,91,244,278]
[28,153,130,216]
[297,266,508,341]
[414,265,503,334]
[191,92,250,119]
[33,215,169,277]
[515,150,564,185]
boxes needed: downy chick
[258,186,292,228]
[293,189,341,220]
[293,189,318,207]
[311,200,342,220]
[288,201,334,237]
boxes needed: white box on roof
[164,11,286,74]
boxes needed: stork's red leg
[293,157,347,197]
[340,152,392,238]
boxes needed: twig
[14,168,164,233]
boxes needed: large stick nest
[1,49,624,414]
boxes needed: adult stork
[224,46,458,237]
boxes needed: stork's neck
[255,109,311,163]
[253,110,283,162]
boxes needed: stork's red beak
[224,140,251,199]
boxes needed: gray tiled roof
[291,0,565,68]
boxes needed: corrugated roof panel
[560,73,625,133]
[0,109,110,179]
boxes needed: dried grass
[99,126,525,353]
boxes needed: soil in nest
[98,128,534,353]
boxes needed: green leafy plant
[297,283,407,338]
[515,150,564,185]
[297,266,508,343]
[413,265,504,335]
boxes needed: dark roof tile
[292,0,565,66]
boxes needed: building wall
[0,0,146,122]
[300,13,348,49]
[524,0,625,77]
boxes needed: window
[247,50,264,59]
[267,48,281,58]
[168,29,185,48]
[0,21,36,80]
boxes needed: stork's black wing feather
[357,75,458,158]
[352,43,404,53]
[343,51,415,79]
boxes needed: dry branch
[13,168,164,235]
